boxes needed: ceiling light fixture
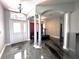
[18,3,23,13]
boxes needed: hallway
[0,0,79,59]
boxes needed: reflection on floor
[1,41,57,59]
[1,39,78,59]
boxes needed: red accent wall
[30,22,34,33]
[30,22,43,33]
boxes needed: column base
[27,39,30,41]
[25,39,30,41]
[33,45,42,49]
[63,46,69,51]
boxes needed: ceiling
[43,11,63,19]
[0,0,46,14]
[0,0,79,18]
[36,0,79,20]
[38,0,79,6]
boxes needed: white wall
[4,10,10,44]
[4,10,28,44]
[45,17,60,38]
[0,3,5,53]
[69,2,79,52]
[70,2,79,33]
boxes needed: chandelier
[18,3,23,13]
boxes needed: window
[23,23,27,32]
[10,12,26,20]
[13,23,21,33]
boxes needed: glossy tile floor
[1,41,57,59]
[1,40,78,59]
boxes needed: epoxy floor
[1,40,78,59]
[1,41,57,59]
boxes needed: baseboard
[51,35,60,39]
[27,39,30,41]
[0,45,6,59]
[5,43,12,46]
[6,39,31,46]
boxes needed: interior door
[9,20,28,44]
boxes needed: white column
[38,14,42,48]
[21,51,24,59]
[27,20,30,41]
[63,13,70,50]
[34,14,38,47]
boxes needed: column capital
[64,12,72,15]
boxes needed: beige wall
[45,17,60,38]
